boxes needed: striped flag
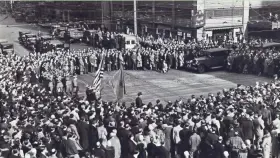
[92,53,105,99]
[111,65,126,101]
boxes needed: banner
[111,66,126,101]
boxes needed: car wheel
[197,65,206,73]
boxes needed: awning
[204,25,242,31]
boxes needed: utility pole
[133,0,137,36]
[101,2,104,24]
[242,0,249,40]
[152,0,155,36]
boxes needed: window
[126,41,130,44]
[131,40,135,44]
[2,45,13,49]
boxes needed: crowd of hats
[0,37,279,158]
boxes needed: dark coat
[135,97,143,108]
[61,138,78,156]
[127,140,137,158]
[77,120,89,150]
[213,141,225,158]
[155,146,169,158]
[93,148,106,158]
[88,125,99,149]
[240,118,254,140]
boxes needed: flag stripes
[92,53,105,97]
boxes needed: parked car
[185,48,230,73]
[23,34,37,47]
[0,43,14,55]
[67,28,84,43]
[42,40,68,53]
[18,31,31,44]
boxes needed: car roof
[41,35,52,39]
[51,25,60,27]
[26,33,36,36]
[1,43,13,46]
[204,48,230,53]
[20,31,32,34]
[86,30,97,33]
[0,39,8,43]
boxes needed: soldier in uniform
[48,75,54,94]
[154,51,159,71]
[131,51,137,70]
[113,51,118,70]
[149,51,155,70]
[56,76,64,97]
[65,75,72,96]
[105,52,112,72]
[137,52,142,70]
[79,55,85,75]
[75,55,80,75]
[70,57,75,75]
[83,54,89,74]
[179,51,184,69]
[167,51,173,70]
[89,52,96,73]
[72,75,78,95]
[119,52,124,69]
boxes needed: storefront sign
[177,31,182,36]
[191,12,205,28]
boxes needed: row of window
[205,8,243,18]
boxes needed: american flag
[92,53,105,98]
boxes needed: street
[0,14,272,104]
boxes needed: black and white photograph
[0,0,280,158]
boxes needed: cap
[138,92,142,96]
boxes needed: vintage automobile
[185,48,230,73]
[18,31,32,44]
[56,27,67,39]
[67,28,84,43]
[22,34,37,47]
[40,35,53,41]
[26,37,37,50]
[0,39,8,44]
[42,40,69,53]
[50,25,61,35]
[0,43,14,55]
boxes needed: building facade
[33,0,249,41]
[202,0,249,42]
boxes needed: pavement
[77,69,271,104]
[0,13,273,104]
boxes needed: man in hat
[83,54,89,74]
[135,92,143,108]
[72,76,78,95]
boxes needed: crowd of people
[2,31,280,158]
[2,48,280,158]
